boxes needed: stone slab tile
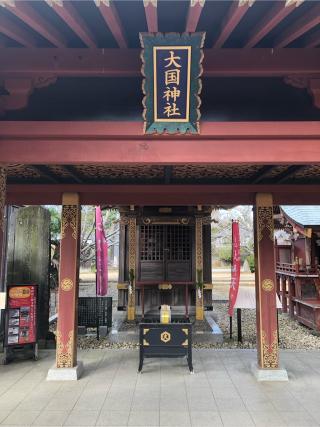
[63,410,99,426]
[128,411,159,426]
[32,411,69,426]
[1,410,41,426]
[160,411,191,427]
[96,410,130,426]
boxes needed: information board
[5,285,37,346]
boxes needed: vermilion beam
[244,1,297,48]
[213,1,252,48]
[0,48,319,77]
[4,1,67,47]
[96,1,127,48]
[186,0,205,33]
[6,184,320,206]
[144,1,158,33]
[1,121,320,139]
[1,121,320,165]
[304,28,320,48]
[274,3,320,48]
[47,1,96,48]
[0,13,37,47]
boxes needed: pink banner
[228,220,241,316]
[95,206,108,296]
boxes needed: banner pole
[229,316,232,339]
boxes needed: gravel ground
[50,278,320,351]
[75,302,320,350]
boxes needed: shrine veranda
[0,0,320,381]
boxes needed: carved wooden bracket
[0,75,57,115]
[284,75,320,109]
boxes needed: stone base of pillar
[251,362,288,382]
[127,306,135,321]
[196,306,204,321]
[47,361,84,381]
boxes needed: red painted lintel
[6,184,320,206]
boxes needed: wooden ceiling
[0,0,319,49]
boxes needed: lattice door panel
[167,225,191,261]
[140,225,165,281]
[140,225,164,261]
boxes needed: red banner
[7,285,37,345]
[228,221,241,316]
[95,206,108,296]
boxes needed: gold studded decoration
[262,279,274,292]
[60,278,73,292]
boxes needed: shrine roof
[0,1,319,49]
[281,205,320,227]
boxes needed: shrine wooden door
[139,224,193,282]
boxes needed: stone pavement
[0,349,320,426]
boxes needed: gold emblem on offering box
[160,331,171,343]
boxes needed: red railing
[276,262,319,275]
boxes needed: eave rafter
[31,165,60,184]
[143,0,157,33]
[186,0,205,33]
[1,0,67,47]
[304,28,320,48]
[275,2,320,48]
[62,165,83,183]
[94,0,127,48]
[274,165,307,183]
[46,0,97,48]
[213,0,254,48]
[0,11,37,47]
[244,0,301,48]
[251,165,275,184]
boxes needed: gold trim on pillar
[256,194,274,242]
[261,330,278,368]
[195,216,204,320]
[0,167,7,232]
[56,330,74,368]
[128,216,136,321]
[61,205,79,239]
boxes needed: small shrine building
[0,0,320,378]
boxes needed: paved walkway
[0,349,320,426]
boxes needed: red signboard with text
[6,285,37,346]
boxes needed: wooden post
[254,193,279,369]
[288,277,294,318]
[0,167,7,291]
[56,193,81,368]
[281,276,287,313]
[237,308,242,343]
[127,216,136,321]
[195,216,204,321]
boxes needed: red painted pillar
[0,167,7,290]
[254,193,279,369]
[56,193,81,368]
